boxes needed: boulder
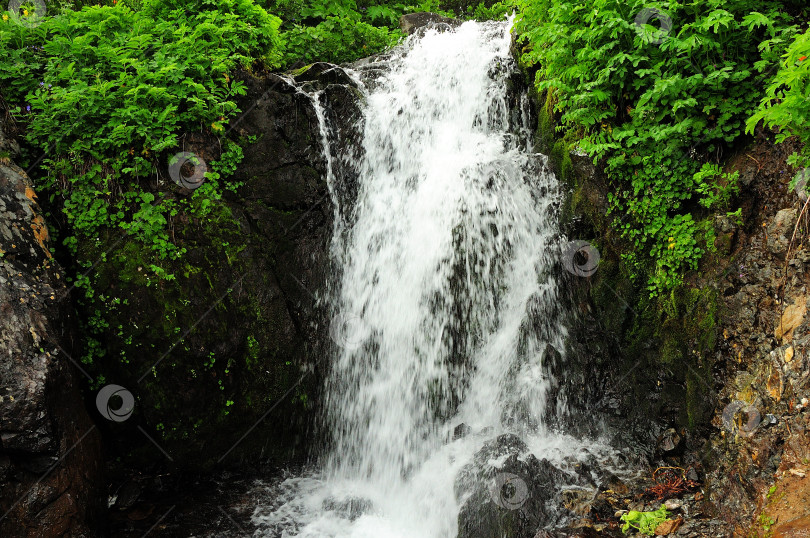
[455,434,588,537]
[767,208,798,257]
[399,12,461,35]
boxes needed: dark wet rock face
[455,434,588,537]
[0,121,104,536]
[692,139,810,534]
[70,65,366,470]
[399,12,461,35]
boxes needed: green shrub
[747,27,810,168]
[270,0,509,69]
[470,1,513,21]
[281,14,400,66]
[0,1,280,259]
[514,0,797,294]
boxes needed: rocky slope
[547,90,810,535]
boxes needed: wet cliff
[0,63,365,534]
[0,118,104,536]
[540,77,810,534]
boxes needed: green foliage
[515,0,798,294]
[470,1,512,21]
[0,0,281,372]
[747,27,810,168]
[268,0,405,68]
[281,14,400,66]
[269,0,513,68]
[759,513,776,533]
[620,506,670,535]
[0,1,281,262]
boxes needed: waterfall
[252,18,629,538]
[325,17,563,479]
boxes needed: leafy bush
[470,1,512,21]
[747,27,810,168]
[0,1,280,258]
[281,14,400,66]
[270,0,510,69]
[0,2,283,366]
[515,0,797,293]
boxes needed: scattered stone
[767,208,799,257]
[788,468,807,478]
[562,488,595,515]
[453,423,471,440]
[663,499,682,511]
[656,428,684,455]
[715,214,735,233]
[322,496,373,521]
[795,249,810,264]
[774,296,806,342]
[112,481,143,511]
[603,475,630,495]
[628,501,645,512]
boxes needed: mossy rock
[71,69,364,470]
[526,82,720,437]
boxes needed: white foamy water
[251,19,630,538]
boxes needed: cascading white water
[252,19,629,538]
[325,17,564,479]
